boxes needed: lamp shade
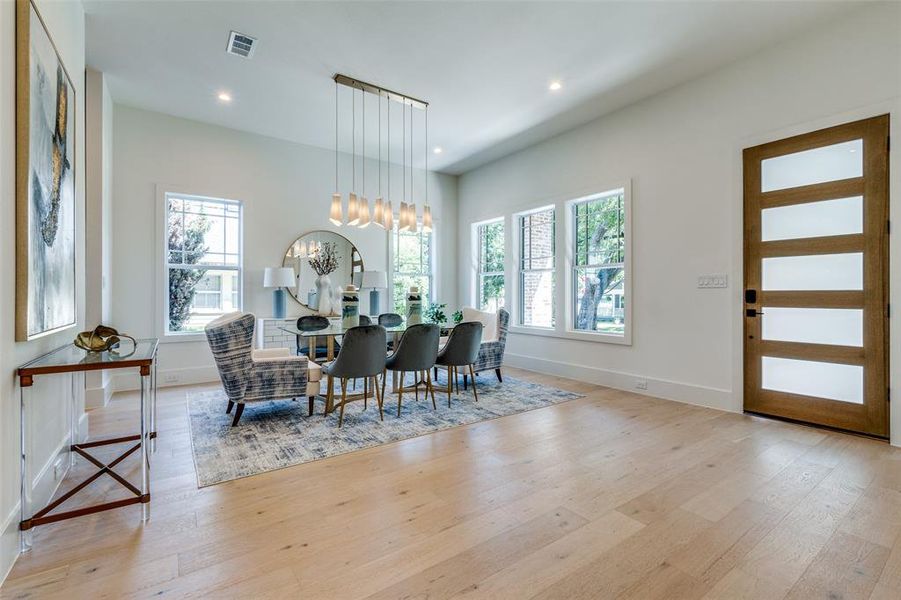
[329,193,343,226]
[358,197,371,228]
[360,270,387,289]
[263,267,296,288]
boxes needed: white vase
[315,274,332,315]
[331,284,342,316]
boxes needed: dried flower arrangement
[308,241,340,276]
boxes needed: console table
[17,339,158,552]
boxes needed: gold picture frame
[16,0,78,341]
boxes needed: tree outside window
[392,227,432,313]
[477,220,505,311]
[166,195,242,334]
[572,189,625,335]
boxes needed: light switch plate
[698,274,728,289]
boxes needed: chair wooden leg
[454,367,460,394]
[364,377,368,410]
[308,397,314,416]
[397,371,405,417]
[325,375,334,416]
[469,364,479,402]
[434,366,438,381]
[374,376,384,421]
[495,368,503,383]
[226,400,234,414]
[381,370,388,410]
[447,367,453,407]
[231,403,245,426]
[463,374,468,390]
[427,369,437,410]
[415,373,420,403]
[338,378,348,427]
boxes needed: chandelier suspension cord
[362,87,365,199]
[335,80,338,192]
[378,90,382,197]
[352,85,356,193]
[411,99,414,205]
[403,101,406,205]
[425,106,428,206]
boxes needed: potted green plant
[424,302,447,325]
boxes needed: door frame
[742,114,890,438]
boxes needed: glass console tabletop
[18,339,159,378]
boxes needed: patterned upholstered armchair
[205,312,322,426]
[467,308,510,382]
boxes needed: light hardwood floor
[2,368,900,599]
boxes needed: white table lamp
[264,267,296,318]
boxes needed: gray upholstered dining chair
[321,324,387,427]
[296,315,332,359]
[379,313,403,350]
[384,323,440,416]
[378,313,403,327]
[359,315,372,325]
[205,312,321,426]
[435,321,483,406]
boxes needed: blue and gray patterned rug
[187,373,583,487]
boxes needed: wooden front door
[743,115,890,437]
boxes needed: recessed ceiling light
[433,147,443,154]
[549,80,562,91]
[217,92,232,103]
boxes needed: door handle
[745,309,764,317]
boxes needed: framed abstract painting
[16,0,77,341]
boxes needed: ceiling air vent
[226,31,256,59]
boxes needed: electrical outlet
[698,274,728,289]
[164,373,180,384]
[635,379,648,390]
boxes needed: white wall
[456,3,901,445]
[0,0,87,582]
[84,68,114,408]
[111,105,458,388]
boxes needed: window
[392,226,433,313]
[476,220,505,311]
[518,207,555,328]
[165,194,242,335]
[571,188,626,336]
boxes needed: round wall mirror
[282,230,364,309]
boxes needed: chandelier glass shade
[347,192,359,226]
[358,197,371,228]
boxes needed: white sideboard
[256,318,298,352]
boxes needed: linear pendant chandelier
[329,74,431,232]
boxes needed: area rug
[186,373,583,487]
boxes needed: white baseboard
[85,377,114,409]
[112,365,219,393]
[504,352,737,413]
[0,411,89,586]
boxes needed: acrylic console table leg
[140,367,151,522]
[19,376,34,553]
[150,358,158,454]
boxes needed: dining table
[279,319,454,395]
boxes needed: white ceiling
[84,1,862,175]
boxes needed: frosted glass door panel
[762,253,862,290]
[761,307,863,346]
[761,140,862,192]
[762,357,863,404]
[761,197,862,241]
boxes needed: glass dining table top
[279,321,408,338]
